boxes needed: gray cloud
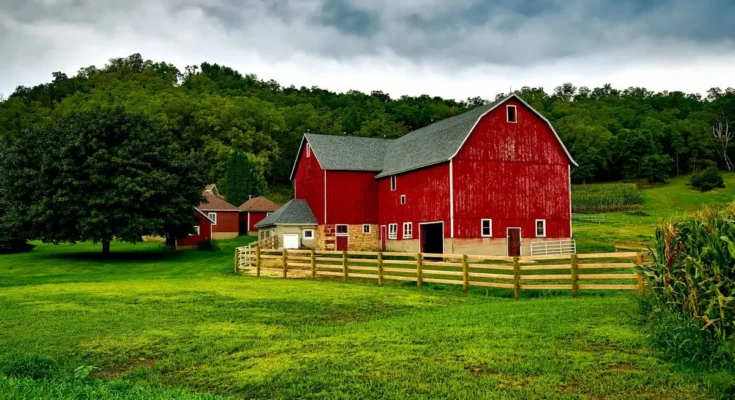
[0,0,733,98]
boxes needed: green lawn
[1,239,734,399]
[574,173,735,252]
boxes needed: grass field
[2,238,735,399]
[573,173,735,252]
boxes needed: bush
[690,167,725,192]
[641,205,735,365]
[0,353,63,380]
[572,183,642,212]
[0,239,35,254]
[640,154,673,183]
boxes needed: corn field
[572,183,642,212]
[643,204,735,341]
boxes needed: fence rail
[529,239,576,256]
[235,246,646,299]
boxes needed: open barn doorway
[420,222,444,254]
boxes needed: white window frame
[390,176,397,191]
[303,229,314,239]
[362,224,371,234]
[192,225,200,236]
[306,143,311,158]
[266,212,272,216]
[388,223,398,240]
[403,222,413,239]
[535,219,546,238]
[400,195,406,205]
[507,105,517,123]
[335,224,348,236]
[208,212,217,225]
[481,219,492,238]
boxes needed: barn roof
[254,199,317,228]
[290,94,576,180]
[198,191,239,211]
[238,196,280,212]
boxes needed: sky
[1,0,734,100]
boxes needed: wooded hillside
[1,54,733,191]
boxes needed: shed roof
[254,199,317,228]
[198,191,239,211]
[239,196,280,212]
[290,94,576,180]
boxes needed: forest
[1,53,734,192]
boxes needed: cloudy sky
[1,0,734,100]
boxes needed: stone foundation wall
[347,224,379,251]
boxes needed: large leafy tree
[0,107,205,253]
[225,149,248,206]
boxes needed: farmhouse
[198,191,240,239]
[265,94,576,256]
[174,208,214,247]
[239,196,280,235]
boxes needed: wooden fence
[235,247,646,299]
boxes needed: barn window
[390,176,397,191]
[400,195,406,205]
[362,224,371,234]
[336,224,348,235]
[306,143,311,158]
[192,225,200,236]
[303,229,314,239]
[507,105,517,123]
[481,219,492,237]
[403,222,413,239]
[535,220,546,237]
[388,223,398,240]
[208,212,217,225]
[267,212,272,216]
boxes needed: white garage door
[283,234,299,249]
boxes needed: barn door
[335,225,349,251]
[380,225,387,251]
[507,228,521,256]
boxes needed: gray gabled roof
[254,199,317,228]
[289,94,576,180]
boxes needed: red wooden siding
[452,98,571,239]
[210,211,240,234]
[377,163,451,238]
[177,212,212,246]
[325,171,379,224]
[293,141,326,224]
[239,211,269,233]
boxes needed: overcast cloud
[1,0,734,99]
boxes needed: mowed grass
[1,239,734,399]
[574,173,735,252]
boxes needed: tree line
[1,54,734,190]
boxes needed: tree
[0,107,205,254]
[711,111,734,170]
[225,149,248,206]
[244,153,268,198]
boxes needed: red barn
[175,208,214,247]
[239,196,280,235]
[198,191,240,239]
[275,94,576,255]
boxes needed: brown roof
[198,191,239,211]
[239,196,280,212]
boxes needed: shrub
[641,205,735,365]
[690,167,725,192]
[640,154,673,183]
[0,239,35,254]
[0,353,63,380]
[572,183,642,212]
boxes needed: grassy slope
[574,173,735,252]
[1,239,733,399]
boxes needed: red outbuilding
[198,191,240,239]
[176,208,214,247]
[239,196,280,235]
[271,94,576,256]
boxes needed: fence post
[416,253,423,289]
[256,246,261,277]
[636,252,644,295]
[377,252,384,286]
[462,254,469,293]
[310,249,316,279]
[571,254,579,298]
[234,248,239,274]
[282,248,288,278]
[513,257,520,301]
[342,250,348,281]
